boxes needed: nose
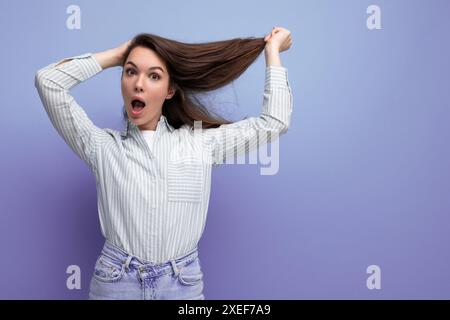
[134,75,144,92]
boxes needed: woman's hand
[113,40,132,66]
[93,40,132,69]
[264,27,292,53]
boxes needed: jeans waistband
[100,240,198,278]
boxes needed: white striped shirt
[34,52,293,263]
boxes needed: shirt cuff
[53,53,103,81]
[264,66,289,90]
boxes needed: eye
[149,73,160,80]
[125,68,135,76]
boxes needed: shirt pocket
[167,156,204,203]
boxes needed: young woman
[35,27,293,300]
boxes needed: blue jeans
[88,240,205,300]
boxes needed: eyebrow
[125,61,165,73]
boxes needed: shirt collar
[125,114,174,137]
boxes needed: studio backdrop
[1,0,450,299]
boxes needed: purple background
[1,0,450,299]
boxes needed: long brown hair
[121,33,266,129]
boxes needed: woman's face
[121,46,175,130]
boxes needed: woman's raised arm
[33,40,131,170]
[195,27,293,167]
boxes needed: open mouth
[131,99,146,115]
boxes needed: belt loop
[124,255,133,272]
[170,258,180,277]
